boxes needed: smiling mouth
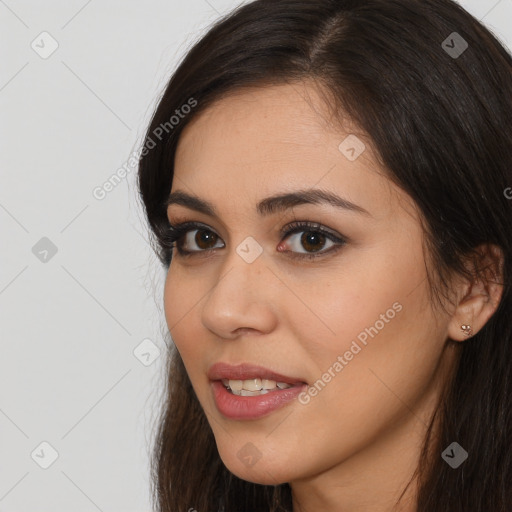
[221,378,301,396]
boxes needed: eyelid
[167,219,345,240]
[278,220,346,243]
[165,219,347,259]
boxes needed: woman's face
[163,82,458,489]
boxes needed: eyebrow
[165,189,371,218]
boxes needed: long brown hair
[137,0,512,510]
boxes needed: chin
[216,442,296,485]
[223,458,292,486]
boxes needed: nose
[200,249,278,340]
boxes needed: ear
[447,244,504,342]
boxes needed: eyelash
[161,220,347,261]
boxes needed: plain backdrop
[0,1,511,511]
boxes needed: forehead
[172,82,414,221]
[176,82,351,167]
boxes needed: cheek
[163,269,181,341]
[163,268,220,420]
[316,235,429,357]
[163,268,205,366]
[288,246,439,419]
[286,254,423,372]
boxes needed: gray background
[0,1,510,511]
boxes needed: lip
[211,381,308,420]
[207,362,306,385]
[208,362,307,420]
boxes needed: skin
[163,81,503,512]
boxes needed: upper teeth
[222,378,293,395]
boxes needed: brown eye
[277,221,347,260]
[195,230,218,249]
[298,232,327,253]
[186,229,222,251]
[282,230,335,254]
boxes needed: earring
[461,324,473,337]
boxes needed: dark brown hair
[137,0,512,510]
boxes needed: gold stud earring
[461,324,473,337]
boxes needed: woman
[137,0,512,510]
